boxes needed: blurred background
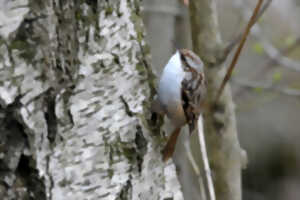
[142,0,300,200]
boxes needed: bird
[152,49,206,161]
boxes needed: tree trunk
[0,0,183,199]
[189,1,247,200]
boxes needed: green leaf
[284,36,296,46]
[272,71,282,82]
[252,42,264,54]
[253,87,263,93]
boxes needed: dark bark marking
[44,89,57,144]
[135,125,147,173]
[120,96,137,117]
[17,155,47,200]
[117,179,132,200]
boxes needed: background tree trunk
[0,0,183,199]
[189,1,247,200]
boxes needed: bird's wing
[181,66,206,134]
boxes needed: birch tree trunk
[189,1,247,200]
[0,1,183,199]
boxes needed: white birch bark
[0,0,183,199]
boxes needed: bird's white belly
[158,52,186,126]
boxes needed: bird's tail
[162,127,182,162]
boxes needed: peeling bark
[0,0,183,199]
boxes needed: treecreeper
[152,49,206,161]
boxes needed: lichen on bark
[0,0,183,199]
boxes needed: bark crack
[117,179,132,200]
[17,155,46,200]
[43,88,58,199]
[0,98,46,199]
[120,96,137,117]
[46,155,54,200]
[135,125,147,173]
[44,89,57,144]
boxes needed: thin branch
[234,37,300,97]
[216,0,264,102]
[233,78,300,97]
[252,27,300,72]
[184,140,207,200]
[184,116,216,200]
[222,0,273,58]
[235,0,300,72]
[260,37,300,71]
[197,116,216,200]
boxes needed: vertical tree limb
[189,1,247,200]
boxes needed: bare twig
[233,78,300,97]
[216,0,264,102]
[197,116,216,200]
[184,140,207,200]
[222,0,273,57]
[260,37,300,72]
[235,0,300,72]
[252,27,300,72]
[184,116,216,200]
[234,37,300,97]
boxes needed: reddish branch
[222,0,273,58]
[215,0,264,102]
